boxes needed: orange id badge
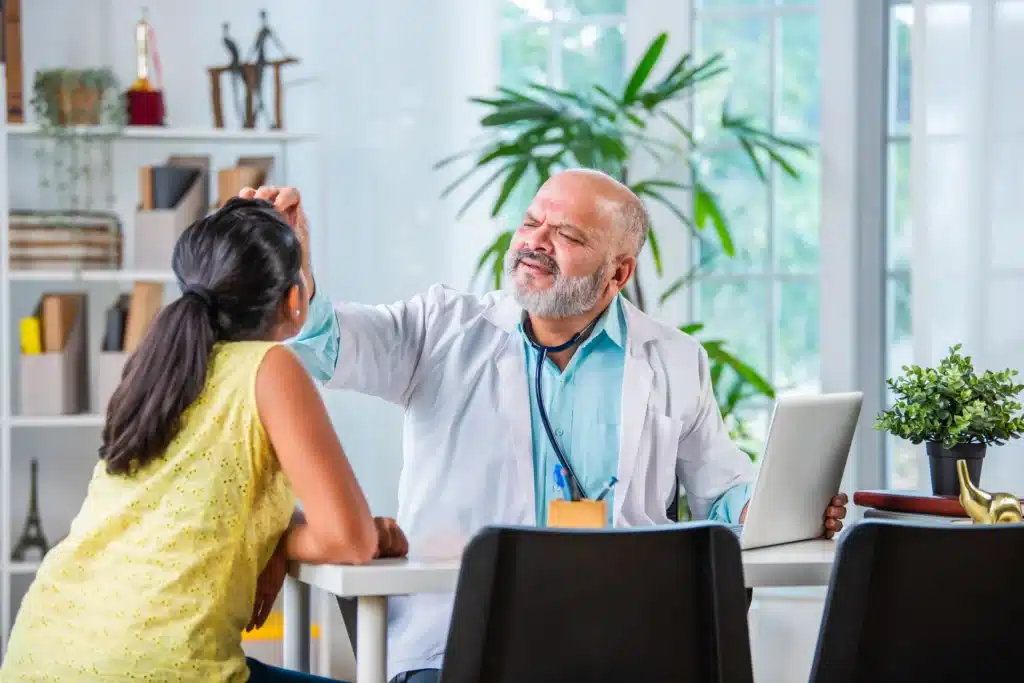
[547,499,608,529]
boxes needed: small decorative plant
[32,68,122,127]
[875,344,1024,495]
[30,67,124,214]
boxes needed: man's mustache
[512,249,559,276]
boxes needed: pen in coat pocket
[552,464,574,501]
[595,476,618,502]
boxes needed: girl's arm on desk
[256,345,378,565]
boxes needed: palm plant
[435,33,810,455]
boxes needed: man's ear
[611,255,637,290]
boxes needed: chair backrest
[809,519,1024,683]
[440,523,754,683]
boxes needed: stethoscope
[523,314,601,502]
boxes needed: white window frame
[819,0,889,496]
[689,1,823,424]
[885,0,917,488]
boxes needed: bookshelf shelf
[6,415,105,428]
[6,122,316,143]
[9,269,178,284]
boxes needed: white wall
[309,0,500,518]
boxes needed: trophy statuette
[956,458,1023,524]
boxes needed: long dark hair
[100,197,304,475]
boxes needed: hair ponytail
[100,293,218,474]
[99,197,303,475]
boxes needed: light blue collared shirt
[287,286,751,525]
[520,297,627,526]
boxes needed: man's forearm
[708,483,752,524]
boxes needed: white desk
[283,538,836,682]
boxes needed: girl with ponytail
[2,197,402,683]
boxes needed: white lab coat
[323,284,754,678]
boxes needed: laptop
[724,391,863,550]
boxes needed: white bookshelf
[0,76,320,653]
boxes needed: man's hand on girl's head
[239,185,313,297]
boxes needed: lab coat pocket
[650,413,685,506]
[573,420,619,497]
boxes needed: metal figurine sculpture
[207,10,298,129]
[222,22,244,126]
[957,458,1023,524]
[246,9,287,126]
[11,459,50,561]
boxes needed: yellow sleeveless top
[1,342,296,682]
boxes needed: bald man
[247,170,847,683]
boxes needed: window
[691,1,822,445]
[498,0,628,223]
[886,0,915,488]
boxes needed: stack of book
[8,211,122,271]
[853,490,974,525]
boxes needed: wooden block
[217,156,274,207]
[3,0,24,123]
[123,281,165,353]
[217,166,264,207]
[547,500,607,529]
[138,166,154,210]
[40,294,79,352]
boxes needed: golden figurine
[956,459,1023,524]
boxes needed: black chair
[809,519,1024,683]
[440,523,754,683]
[668,479,754,609]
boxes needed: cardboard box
[134,156,210,270]
[19,292,89,416]
[96,351,128,413]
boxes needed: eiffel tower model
[11,459,49,562]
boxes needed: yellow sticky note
[20,317,42,355]
[547,500,608,529]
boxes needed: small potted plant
[875,344,1024,496]
[32,67,120,126]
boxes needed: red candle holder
[125,89,165,126]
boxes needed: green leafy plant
[436,33,808,305]
[875,344,1024,449]
[435,33,808,455]
[680,322,773,460]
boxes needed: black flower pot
[926,442,986,496]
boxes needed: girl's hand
[247,537,289,632]
[374,517,409,559]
